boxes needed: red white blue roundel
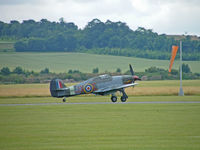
[84,84,94,93]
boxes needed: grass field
[0,97,200,150]
[0,80,200,149]
[0,42,14,52]
[0,52,200,73]
[0,80,199,98]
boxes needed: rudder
[50,79,66,97]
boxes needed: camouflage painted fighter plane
[50,64,141,102]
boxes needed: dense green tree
[1,67,11,75]
[171,69,178,75]
[40,68,49,74]
[116,68,121,73]
[1,18,200,60]
[92,67,99,74]
[182,63,191,73]
[13,66,24,74]
[14,40,27,51]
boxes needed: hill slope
[0,52,200,73]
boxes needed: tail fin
[50,79,67,97]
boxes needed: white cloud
[0,0,200,35]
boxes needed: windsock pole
[179,41,184,96]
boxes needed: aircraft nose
[123,76,133,84]
[133,75,141,81]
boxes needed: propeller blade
[129,64,134,76]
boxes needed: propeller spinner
[129,64,141,82]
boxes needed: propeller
[129,64,134,76]
[129,64,141,82]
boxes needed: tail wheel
[121,96,127,102]
[111,96,117,102]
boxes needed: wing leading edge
[94,83,138,93]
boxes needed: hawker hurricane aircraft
[50,64,141,102]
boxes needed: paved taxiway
[0,101,200,106]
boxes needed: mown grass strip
[0,102,200,150]
[0,96,200,104]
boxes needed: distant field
[0,42,14,52]
[0,80,199,98]
[0,52,200,73]
[0,99,200,150]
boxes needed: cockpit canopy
[92,74,112,82]
[98,74,111,79]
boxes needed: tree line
[0,18,200,60]
[1,65,200,84]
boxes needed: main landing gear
[111,95,117,102]
[111,89,128,103]
[120,89,128,102]
[63,98,66,102]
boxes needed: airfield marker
[168,41,184,96]
[179,41,184,96]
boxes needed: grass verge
[0,95,200,104]
[0,100,200,150]
[0,80,199,98]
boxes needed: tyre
[121,96,127,102]
[111,96,117,102]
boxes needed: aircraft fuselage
[50,74,134,98]
[50,64,140,102]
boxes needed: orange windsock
[169,46,178,73]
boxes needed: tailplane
[50,79,67,97]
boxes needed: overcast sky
[0,0,200,36]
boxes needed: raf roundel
[84,84,94,93]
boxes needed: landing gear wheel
[111,96,117,103]
[121,96,127,102]
[120,88,128,102]
[63,98,66,102]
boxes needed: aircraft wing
[94,83,138,93]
